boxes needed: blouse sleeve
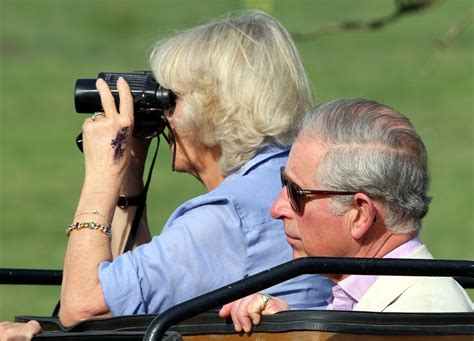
[98,195,247,315]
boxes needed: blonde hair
[150,10,313,175]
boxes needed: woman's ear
[350,193,376,240]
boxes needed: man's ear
[350,193,376,240]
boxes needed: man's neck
[330,231,417,283]
[359,232,415,259]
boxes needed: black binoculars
[74,71,175,140]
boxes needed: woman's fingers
[117,77,134,123]
[95,77,133,121]
[81,77,135,174]
[95,78,118,116]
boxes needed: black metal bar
[143,256,474,341]
[0,269,62,285]
[455,276,474,289]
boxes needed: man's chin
[292,250,307,259]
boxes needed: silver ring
[91,112,104,121]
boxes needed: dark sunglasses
[279,166,357,214]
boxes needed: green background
[1,0,472,321]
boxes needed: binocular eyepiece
[74,71,175,140]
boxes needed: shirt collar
[328,235,423,310]
[235,145,290,176]
[383,234,422,258]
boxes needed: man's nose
[270,187,294,219]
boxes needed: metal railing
[1,257,473,340]
[142,257,474,340]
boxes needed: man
[219,98,473,333]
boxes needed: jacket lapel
[354,245,434,312]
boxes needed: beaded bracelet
[66,222,112,240]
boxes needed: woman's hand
[0,320,42,341]
[81,77,134,183]
[219,293,289,333]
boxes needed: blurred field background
[0,0,472,321]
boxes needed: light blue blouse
[99,146,334,315]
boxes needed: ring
[261,294,272,310]
[91,112,104,121]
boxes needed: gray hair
[298,99,432,234]
[150,10,313,175]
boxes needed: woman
[59,10,334,326]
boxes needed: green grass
[1,0,473,321]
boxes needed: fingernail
[96,78,105,85]
[118,76,125,83]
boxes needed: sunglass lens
[286,180,301,213]
[280,167,301,213]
